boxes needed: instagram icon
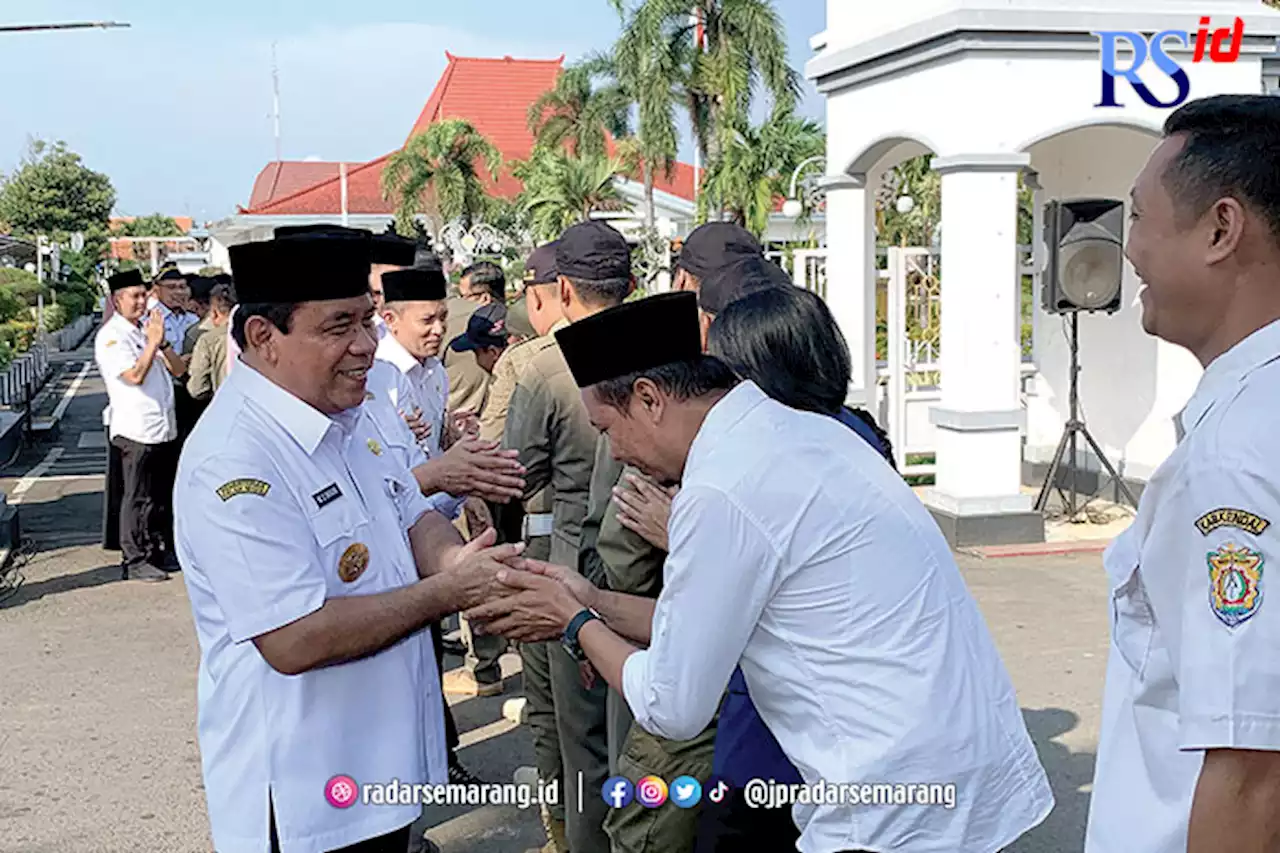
[635,775,668,808]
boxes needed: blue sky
[0,0,825,222]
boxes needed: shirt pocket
[307,494,379,596]
[1106,533,1155,679]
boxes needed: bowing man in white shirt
[95,268,188,583]
[174,230,524,853]
[1083,95,1280,853]
[468,292,1053,853]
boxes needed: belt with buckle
[521,513,555,540]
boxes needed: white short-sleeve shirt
[375,333,448,458]
[175,362,447,853]
[94,312,177,445]
[363,361,464,520]
[620,382,1053,853]
[1086,320,1280,853]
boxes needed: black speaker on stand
[1034,199,1139,517]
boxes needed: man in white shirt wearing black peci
[94,268,188,582]
[468,291,1053,853]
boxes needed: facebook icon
[602,776,634,808]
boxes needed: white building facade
[808,0,1280,545]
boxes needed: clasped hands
[446,530,594,643]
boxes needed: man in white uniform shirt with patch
[174,230,524,853]
[470,292,1053,853]
[95,268,187,582]
[1084,95,1280,853]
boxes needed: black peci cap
[556,222,631,281]
[697,255,791,315]
[108,269,146,293]
[229,233,374,303]
[676,222,763,280]
[382,266,447,303]
[556,292,702,388]
[371,231,418,267]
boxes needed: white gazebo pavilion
[807,0,1280,545]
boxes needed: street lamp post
[783,155,829,219]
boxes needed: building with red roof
[208,52,820,265]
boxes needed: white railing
[0,343,50,408]
[47,314,95,352]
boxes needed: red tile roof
[240,53,699,217]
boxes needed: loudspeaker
[1042,198,1125,314]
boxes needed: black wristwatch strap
[562,608,602,661]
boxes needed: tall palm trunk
[642,160,656,231]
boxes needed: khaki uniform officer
[174,230,519,853]
[503,223,635,853]
[444,261,506,424]
[479,244,565,852]
[95,268,188,583]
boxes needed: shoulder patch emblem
[216,478,271,501]
[1196,508,1270,536]
[1208,542,1264,628]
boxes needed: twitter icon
[670,776,702,809]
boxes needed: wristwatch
[561,607,602,663]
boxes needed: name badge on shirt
[312,483,343,509]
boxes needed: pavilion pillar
[922,153,1044,546]
[820,173,879,410]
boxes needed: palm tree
[608,29,681,232]
[610,0,800,215]
[516,149,627,243]
[702,109,824,237]
[528,56,631,160]
[381,118,502,241]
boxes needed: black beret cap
[108,269,145,292]
[229,233,374,304]
[371,232,418,266]
[523,242,560,286]
[556,222,631,281]
[697,255,791,315]
[556,292,702,388]
[382,266,447,303]
[677,222,763,280]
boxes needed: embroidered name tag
[1196,508,1270,536]
[312,483,343,509]
[216,478,271,501]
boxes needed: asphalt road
[0,338,1110,853]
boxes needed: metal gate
[883,247,941,477]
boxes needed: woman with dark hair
[708,284,894,467]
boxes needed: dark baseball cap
[697,255,792,315]
[677,222,763,280]
[556,222,631,280]
[450,303,509,352]
[523,242,560,286]
[187,275,216,301]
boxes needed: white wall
[1023,125,1203,482]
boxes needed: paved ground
[0,335,1110,853]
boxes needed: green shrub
[0,268,49,307]
[0,285,26,324]
[0,321,38,355]
[39,303,69,332]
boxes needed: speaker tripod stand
[1034,311,1139,517]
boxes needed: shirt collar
[376,332,422,376]
[228,361,339,456]
[686,381,767,472]
[549,317,571,335]
[107,311,141,334]
[1180,319,1280,434]
[147,296,174,319]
